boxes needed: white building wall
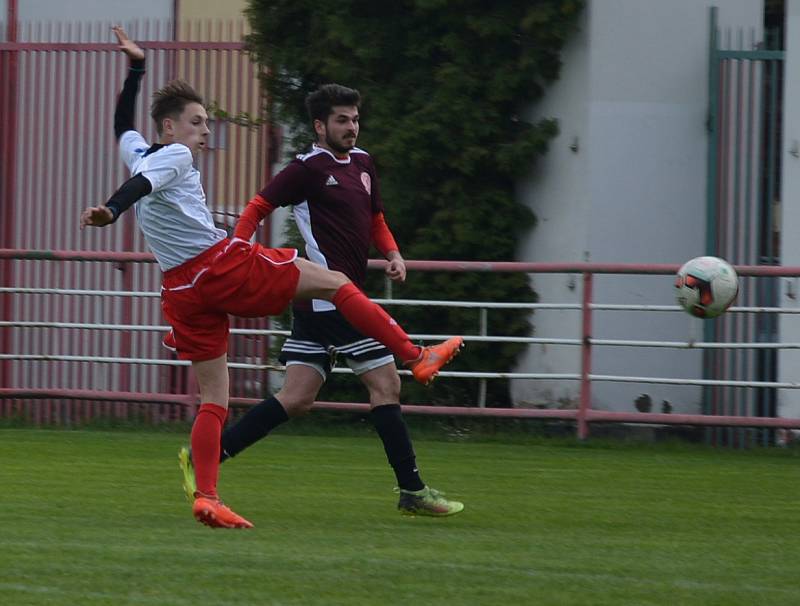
[779,0,800,419]
[0,0,8,39]
[13,0,172,40]
[17,0,170,22]
[513,0,764,413]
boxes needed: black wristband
[105,174,152,222]
[105,202,122,222]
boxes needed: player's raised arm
[233,194,279,240]
[112,26,146,140]
[79,171,153,229]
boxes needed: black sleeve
[105,173,152,222]
[114,58,146,140]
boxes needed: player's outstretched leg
[396,486,465,517]
[322,280,465,384]
[404,336,464,385]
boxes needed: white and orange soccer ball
[674,256,739,319]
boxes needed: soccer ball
[674,256,739,318]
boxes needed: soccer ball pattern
[675,256,739,319]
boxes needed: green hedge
[246,0,584,406]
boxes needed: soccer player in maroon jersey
[81,29,463,528]
[200,84,465,516]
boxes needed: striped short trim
[279,308,394,376]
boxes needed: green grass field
[1,428,798,606]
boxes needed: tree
[245,0,584,406]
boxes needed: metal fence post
[478,307,487,408]
[577,271,593,439]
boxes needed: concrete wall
[17,0,170,21]
[513,0,764,413]
[2,0,247,39]
[779,0,800,419]
[0,0,6,38]
[178,0,247,22]
[5,0,172,41]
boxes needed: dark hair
[305,83,361,126]
[150,79,204,135]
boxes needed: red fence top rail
[0,41,246,51]
[2,248,799,276]
[0,249,155,263]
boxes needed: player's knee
[326,269,350,289]
[314,270,350,301]
[279,394,315,417]
[295,260,351,301]
[369,378,401,405]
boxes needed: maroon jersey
[260,145,384,288]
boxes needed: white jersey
[119,130,226,271]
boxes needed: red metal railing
[3,248,800,438]
[0,24,273,420]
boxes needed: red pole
[577,272,593,439]
[172,0,180,41]
[0,0,19,388]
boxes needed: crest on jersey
[360,172,371,194]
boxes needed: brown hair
[150,79,204,135]
[305,83,361,127]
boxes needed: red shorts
[161,238,300,361]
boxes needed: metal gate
[706,7,785,445]
[0,20,275,421]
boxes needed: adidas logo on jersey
[325,175,338,186]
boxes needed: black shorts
[279,309,394,376]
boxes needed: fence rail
[0,31,274,428]
[4,248,800,439]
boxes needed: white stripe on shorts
[337,339,387,357]
[281,338,328,354]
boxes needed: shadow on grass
[2,408,799,457]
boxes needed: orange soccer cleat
[405,336,464,385]
[192,495,254,529]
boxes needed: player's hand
[80,206,115,229]
[385,254,406,283]
[112,26,144,61]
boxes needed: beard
[325,133,356,155]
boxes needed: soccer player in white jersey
[213,84,465,516]
[80,27,463,529]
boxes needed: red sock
[190,403,228,498]
[333,283,420,362]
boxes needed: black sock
[219,396,289,462]
[370,404,425,491]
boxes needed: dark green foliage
[246,0,583,406]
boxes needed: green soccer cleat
[396,486,464,517]
[178,446,196,503]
